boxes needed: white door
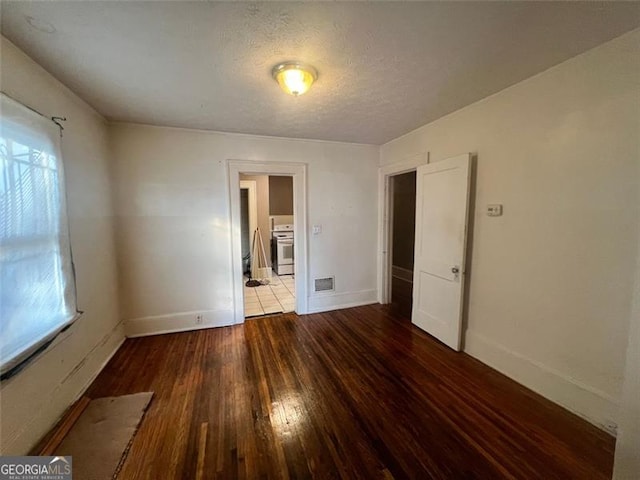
[412,153,471,351]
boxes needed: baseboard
[71,335,125,403]
[125,309,235,338]
[1,321,125,454]
[306,289,378,314]
[464,329,619,435]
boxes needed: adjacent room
[0,2,638,479]
[240,173,296,317]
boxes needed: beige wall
[380,29,640,431]
[111,123,379,334]
[0,37,124,454]
[269,176,294,216]
[240,174,271,267]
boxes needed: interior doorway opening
[389,171,417,319]
[228,159,308,324]
[379,153,472,351]
[240,174,296,318]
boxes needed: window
[0,93,79,380]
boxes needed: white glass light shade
[272,62,318,96]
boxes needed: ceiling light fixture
[272,62,318,96]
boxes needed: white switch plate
[312,225,322,235]
[487,204,503,216]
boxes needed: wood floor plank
[196,422,209,480]
[82,305,615,479]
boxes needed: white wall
[110,124,379,335]
[613,227,640,479]
[0,37,124,454]
[380,29,640,431]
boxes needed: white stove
[272,224,294,275]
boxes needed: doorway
[240,174,296,318]
[389,171,417,319]
[379,153,472,351]
[239,180,257,275]
[228,160,308,324]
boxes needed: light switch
[487,204,503,216]
[312,225,322,235]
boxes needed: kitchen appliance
[272,224,294,275]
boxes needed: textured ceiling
[1,1,639,145]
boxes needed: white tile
[263,305,282,314]
[261,296,280,303]
[260,301,281,310]
[257,290,277,298]
[260,294,278,301]
[257,288,276,295]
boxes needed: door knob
[451,266,460,274]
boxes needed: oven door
[277,239,294,265]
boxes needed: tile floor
[244,273,295,317]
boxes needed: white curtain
[0,93,78,379]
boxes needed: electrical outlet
[487,204,503,216]
[195,314,204,324]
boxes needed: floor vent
[314,277,335,293]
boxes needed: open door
[411,153,471,351]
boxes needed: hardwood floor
[390,276,413,319]
[85,305,614,479]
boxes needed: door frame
[377,152,429,304]
[228,160,308,323]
